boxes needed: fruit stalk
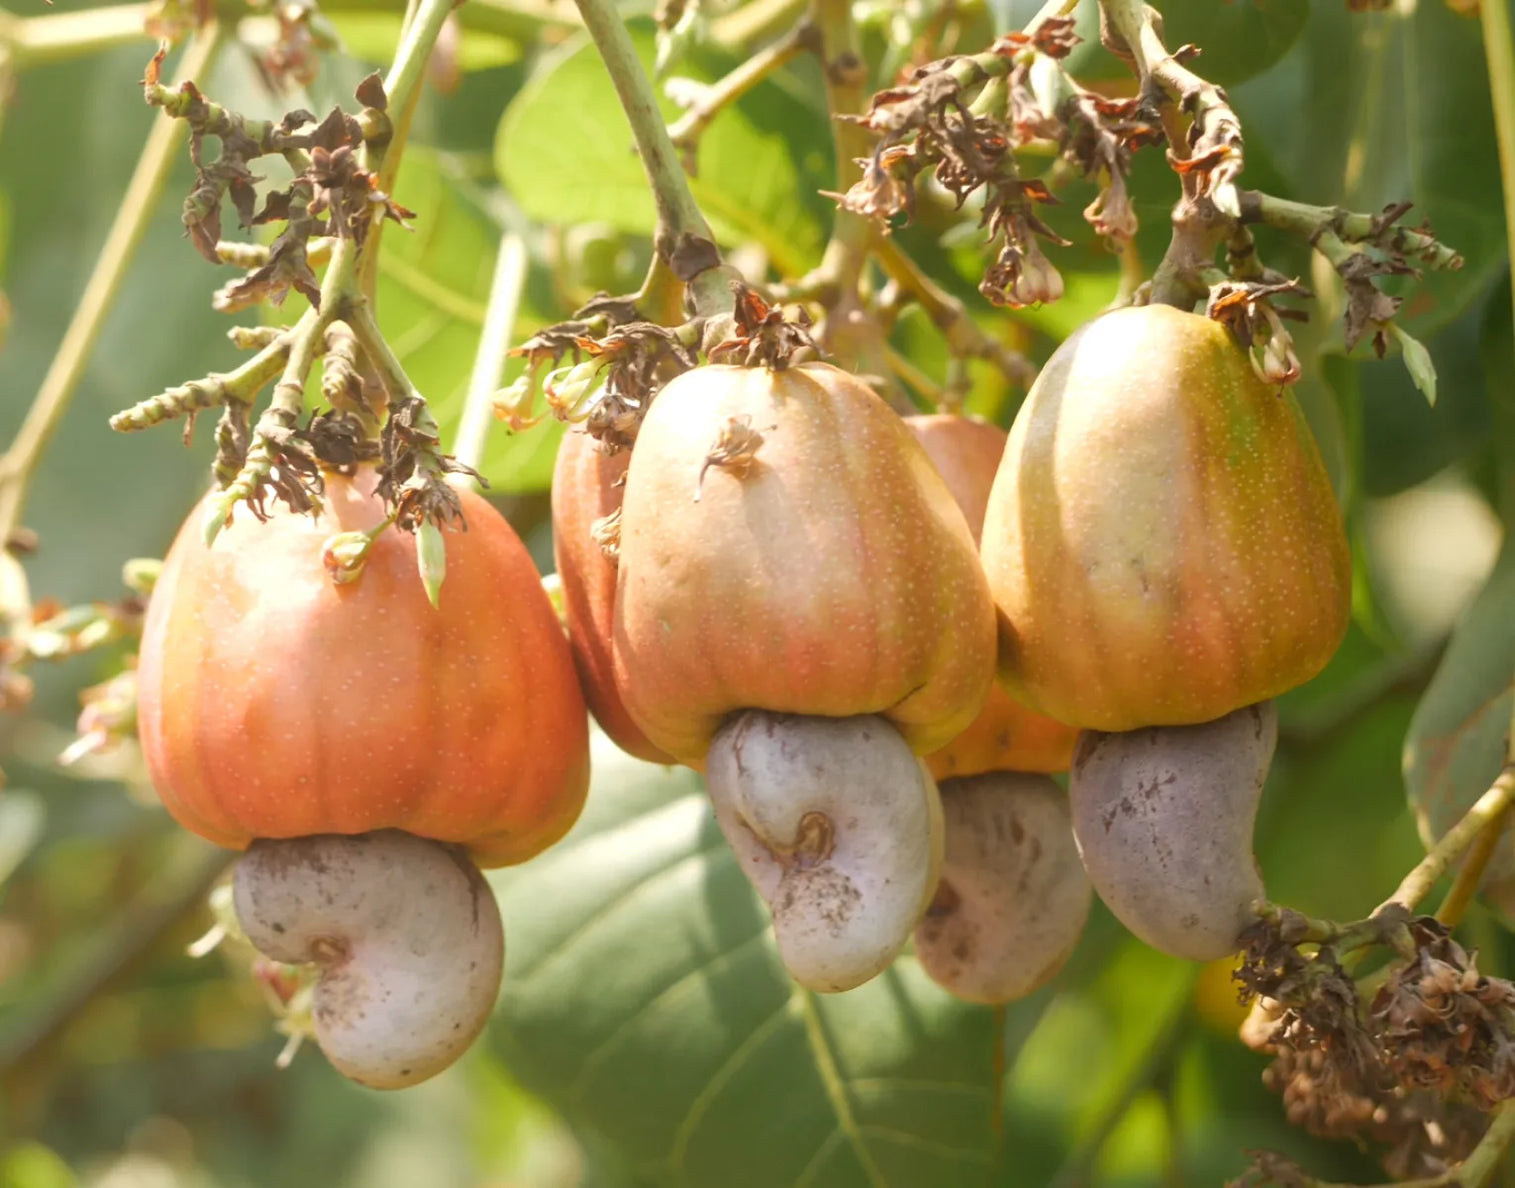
[355,0,456,296]
[570,0,741,318]
[1381,767,1515,917]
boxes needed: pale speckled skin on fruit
[1069,702,1276,962]
[614,363,997,767]
[905,415,1079,778]
[915,772,1091,1003]
[233,830,504,1090]
[980,305,1350,732]
[136,469,589,868]
[704,710,945,993]
[551,429,674,765]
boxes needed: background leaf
[490,735,1024,1187]
[496,22,832,278]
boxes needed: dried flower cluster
[832,18,1160,308]
[145,52,410,311]
[1234,913,1514,1180]
[505,314,698,451]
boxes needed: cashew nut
[233,830,504,1089]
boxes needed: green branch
[0,2,152,68]
[1378,767,1515,915]
[571,0,739,319]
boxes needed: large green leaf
[496,23,829,278]
[489,736,1036,1187]
[1403,545,1515,881]
[1234,2,1504,343]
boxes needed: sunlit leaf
[496,23,829,278]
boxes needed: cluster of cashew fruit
[556,302,1350,1000]
[133,300,1349,1088]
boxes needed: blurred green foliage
[0,0,1510,1185]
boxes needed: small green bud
[417,520,447,609]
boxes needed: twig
[1379,768,1515,916]
[1436,793,1514,929]
[668,19,817,164]
[1238,192,1463,272]
[0,24,224,548]
[571,0,741,319]
[357,0,458,297]
[454,232,528,477]
[873,237,1035,388]
[1024,0,1080,36]
[0,3,152,68]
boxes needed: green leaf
[993,0,1307,86]
[327,13,523,71]
[496,23,829,278]
[1389,322,1436,407]
[1404,545,1515,883]
[489,736,1033,1187]
[377,149,563,494]
[1235,3,1505,342]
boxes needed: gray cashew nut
[915,772,1092,1003]
[1069,702,1276,962]
[705,710,944,993]
[233,830,505,1089]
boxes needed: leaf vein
[511,837,730,985]
[564,925,774,1105]
[668,994,798,1175]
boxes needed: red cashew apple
[551,428,673,764]
[613,362,995,990]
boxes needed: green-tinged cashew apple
[614,362,997,766]
[137,467,590,868]
[915,772,1091,1003]
[551,428,673,765]
[1069,702,1276,962]
[905,414,1078,778]
[981,305,1351,732]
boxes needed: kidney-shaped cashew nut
[705,710,944,993]
[233,830,504,1089]
[916,772,1092,1003]
[1069,702,1276,962]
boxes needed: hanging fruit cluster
[105,0,1459,1126]
[548,294,1351,1005]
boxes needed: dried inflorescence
[377,396,486,534]
[1235,913,1515,1179]
[506,314,699,450]
[1371,921,1515,1108]
[144,54,412,310]
[834,18,1160,308]
[707,284,817,370]
[1206,280,1311,388]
